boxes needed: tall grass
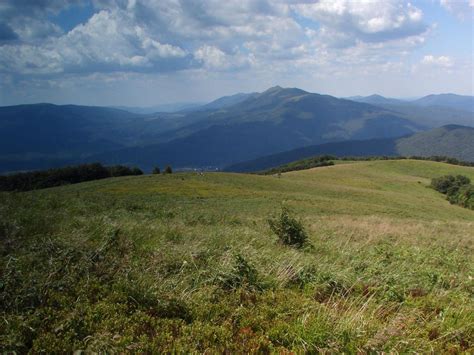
[1,160,473,352]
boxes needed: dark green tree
[152,167,161,174]
[164,166,173,174]
[131,167,143,175]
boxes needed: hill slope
[0,103,222,172]
[1,160,473,352]
[396,125,474,161]
[226,125,474,172]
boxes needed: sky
[0,0,473,106]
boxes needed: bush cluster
[431,175,474,210]
[0,163,143,192]
[268,206,308,248]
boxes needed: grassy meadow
[1,160,473,352]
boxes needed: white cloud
[293,0,428,47]
[194,45,228,69]
[440,0,474,20]
[421,55,454,67]
[0,8,190,74]
[0,0,471,104]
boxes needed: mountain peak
[261,86,307,96]
[264,85,283,93]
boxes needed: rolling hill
[396,124,474,160]
[225,125,474,172]
[2,159,473,352]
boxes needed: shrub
[219,254,260,291]
[268,206,308,248]
[164,166,173,174]
[152,167,161,174]
[430,175,470,194]
[454,184,474,209]
[431,174,473,210]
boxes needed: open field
[1,160,473,352]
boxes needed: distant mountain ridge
[412,94,474,112]
[225,125,474,172]
[347,94,405,106]
[349,92,474,112]
[192,92,257,111]
[113,102,204,114]
[348,93,474,128]
[1,87,472,173]
[85,86,423,170]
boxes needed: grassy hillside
[1,160,473,352]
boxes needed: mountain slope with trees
[225,125,474,172]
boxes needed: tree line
[0,163,144,192]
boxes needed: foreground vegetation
[1,160,473,352]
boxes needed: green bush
[152,166,161,174]
[430,175,470,194]
[431,174,473,210]
[164,166,173,174]
[268,206,308,248]
[456,184,474,209]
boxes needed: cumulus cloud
[2,0,469,105]
[293,0,428,47]
[0,0,74,42]
[0,7,191,75]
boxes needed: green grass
[1,160,473,352]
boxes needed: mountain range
[0,87,472,173]
[349,93,474,112]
